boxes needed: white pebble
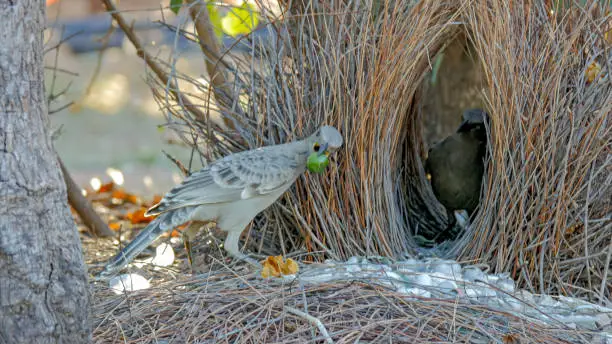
[495,276,515,293]
[170,237,182,245]
[109,274,150,294]
[558,315,598,330]
[431,262,462,277]
[515,290,535,304]
[437,280,458,292]
[462,267,486,283]
[405,288,431,298]
[504,296,526,312]
[594,313,611,328]
[151,243,175,267]
[463,287,479,301]
[362,263,391,273]
[346,256,361,266]
[411,274,433,288]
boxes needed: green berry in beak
[307,152,329,173]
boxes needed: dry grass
[91,268,601,343]
[142,0,610,304]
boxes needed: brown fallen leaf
[97,181,115,193]
[126,208,155,224]
[162,224,188,238]
[111,189,140,205]
[502,333,520,344]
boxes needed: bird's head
[457,109,490,142]
[309,125,343,154]
[306,125,343,173]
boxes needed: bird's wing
[147,148,301,215]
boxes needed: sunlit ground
[45,38,207,196]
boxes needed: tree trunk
[0,1,91,343]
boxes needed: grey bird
[99,126,343,277]
[425,109,489,241]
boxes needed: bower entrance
[404,33,488,247]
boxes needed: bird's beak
[318,142,329,156]
[457,120,470,133]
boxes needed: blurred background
[44,0,484,198]
[45,0,279,197]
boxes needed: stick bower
[150,0,611,302]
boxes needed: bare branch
[99,0,224,135]
[186,0,238,130]
[58,157,115,237]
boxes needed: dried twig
[59,157,114,237]
[161,149,191,177]
[99,0,224,135]
[285,306,334,344]
[87,267,604,343]
[185,0,238,130]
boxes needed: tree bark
[0,1,91,343]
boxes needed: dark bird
[425,109,489,241]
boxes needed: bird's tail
[98,206,195,278]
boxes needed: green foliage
[207,2,224,38]
[170,0,183,14]
[221,2,260,37]
[169,0,259,38]
[430,53,444,85]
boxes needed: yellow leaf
[261,255,298,278]
[281,258,298,275]
[221,2,259,37]
[585,62,601,84]
[261,265,275,278]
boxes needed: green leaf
[221,2,259,37]
[207,1,224,39]
[170,0,183,14]
[307,152,329,174]
[430,53,444,85]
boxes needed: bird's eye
[313,142,320,152]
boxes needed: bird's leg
[224,230,262,268]
[433,209,458,242]
[182,222,201,271]
[446,208,458,234]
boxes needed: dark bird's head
[457,109,490,142]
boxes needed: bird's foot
[184,239,194,272]
[414,234,437,247]
[453,210,470,230]
[433,210,470,242]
